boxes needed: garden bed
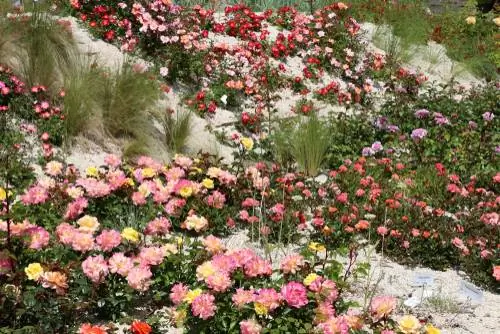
[0,1,498,333]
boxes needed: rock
[314,174,328,184]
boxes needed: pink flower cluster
[81,246,168,290]
[0,220,50,250]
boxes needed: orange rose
[79,324,107,334]
[131,320,152,334]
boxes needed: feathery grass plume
[99,60,160,140]
[0,1,20,65]
[269,117,295,169]
[122,137,150,162]
[0,0,10,13]
[162,109,191,154]
[273,114,331,176]
[372,26,410,71]
[289,114,331,176]
[61,56,105,141]
[12,8,76,91]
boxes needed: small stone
[314,174,328,184]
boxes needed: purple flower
[495,146,500,155]
[362,147,375,157]
[414,109,430,119]
[371,141,383,153]
[433,112,450,126]
[411,128,428,141]
[374,116,388,130]
[386,125,400,133]
[482,112,494,122]
[468,121,477,129]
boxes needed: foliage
[162,109,192,154]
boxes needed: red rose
[130,320,152,334]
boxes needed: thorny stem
[322,248,328,272]
[0,144,12,250]
[278,185,285,245]
[343,246,358,282]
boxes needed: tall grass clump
[61,56,104,140]
[290,114,330,176]
[162,109,191,154]
[273,114,330,176]
[61,58,162,150]
[99,61,160,140]
[0,18,14,62]
[372,26,411,71]
[12,9,76,91]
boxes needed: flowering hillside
[0,1,499,333]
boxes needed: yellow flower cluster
[85,166,99,177]
[183,288,202,304]
[141,168,156,178]
[202,178,214,189]
[240,137,254,151]
[303,273,319,286]
[121,227,140,243]
[254,302,268,315]
[77,215,100,233]
[465,16,476,25]
[178,186,193,198]
[25,263,44,280]
[308,242,326,252]
[398,315,421,333]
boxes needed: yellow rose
[303,273,320,286]
[202,178,214,189]
[254,302,268,315]
[141,168,156,178]
[86,166,99,177]
[25,263,44,280]
[179,186,193,198]
[77,215,100,233]
[184,215,208,232]
[206,167,221,178]
[121,227,140,243]
[308,242,326,252]
[425,324,441,334]
[190,167,203,175]
[196,261,216,280]
[398,315,421,334]
[493,17,500,26]
[0,187,6,201]
[163,243,179,255]
[183,288,202,304]
[465,16,476,25]
[240,137,254,151]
